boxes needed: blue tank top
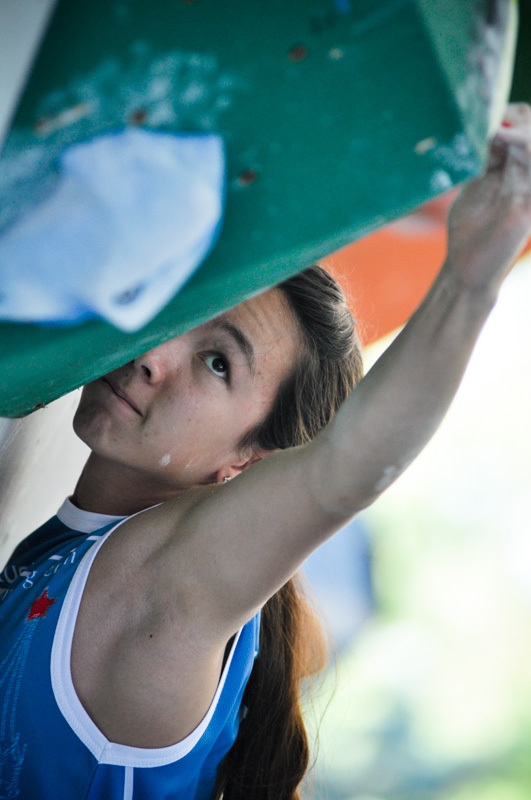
[0,500,260,800]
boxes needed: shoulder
[70,490,254,749]
[86,484,221,583]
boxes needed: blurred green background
[303,254,531,800]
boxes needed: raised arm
[148,105,531,633]
[314,104,531,515]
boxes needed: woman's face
[73,289,300,489]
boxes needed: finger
[489,119,531,173]
[493,130,531,154]
[501,102,531,127]
[501,142,531,203]
[491,103,531,152]
[487,135,508,172]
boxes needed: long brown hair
[214,265,363,799]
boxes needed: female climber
[1,104,531,800]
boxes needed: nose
[133,339,181,385]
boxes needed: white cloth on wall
[0,128,225,331]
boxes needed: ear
[215,448,280,484]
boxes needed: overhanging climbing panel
[0,0,517,416]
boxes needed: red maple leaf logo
[27,589,56,620]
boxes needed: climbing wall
[0,0,516,416]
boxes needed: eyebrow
[212,318,255,375]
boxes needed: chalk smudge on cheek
[159,453,171,467]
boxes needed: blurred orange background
[323,191,531,345]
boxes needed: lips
[102,378,143,416]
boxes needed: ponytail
[213,576,328,799]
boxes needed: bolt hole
[34,117,51,134]
[237,169,258,187]
[288,44,308,62]
[130,108,148,125]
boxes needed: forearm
[313,262,496,517]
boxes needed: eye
[200,352,229,380]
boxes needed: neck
[71,453,184,516]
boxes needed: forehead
[227,288,297,343]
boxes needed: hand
[446,103,531,298]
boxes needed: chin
[73,386,110,450]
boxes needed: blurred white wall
[0,392,89,567]
[0,0,58,149]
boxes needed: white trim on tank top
[51,512,243,768]
[57,497,124,534]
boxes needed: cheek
[252,373,279,416]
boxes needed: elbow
[319,462,405,520]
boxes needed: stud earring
[223,476,232,483]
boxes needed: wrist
[438,256,501,315]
